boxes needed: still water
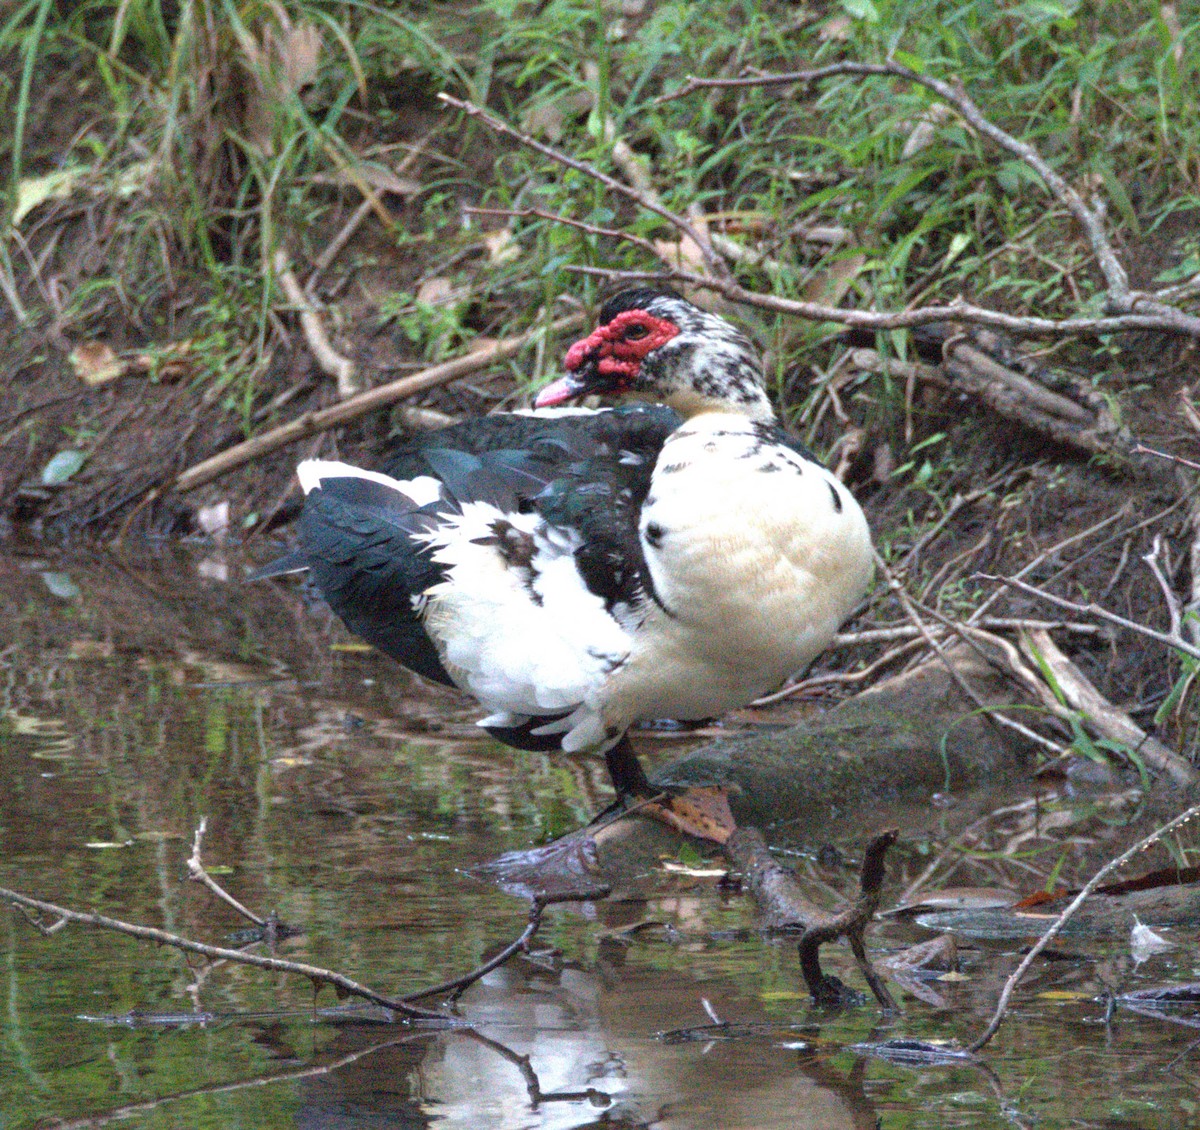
[1,547,1198,1129]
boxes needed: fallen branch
[1019,629,1195,787]
[172,312,584,492]
[726,826,899,1009]
[969,801,1200,1052]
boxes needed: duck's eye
[624,323,650,340]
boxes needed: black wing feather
[259,405,681,738]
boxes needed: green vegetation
[5,0,1198,370]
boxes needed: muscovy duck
[261,288,873,832]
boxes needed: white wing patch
[296,459,442,506]
[418,501,629,748]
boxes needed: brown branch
[172,312,584,493]
[969,801,1200,1052]
[663,64,1200,337]
[0,885,452,1022]
[1019,629,1195,788]
[564,263,1196,337]
[726,826,899,1010]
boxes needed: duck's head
[536,288,774,420]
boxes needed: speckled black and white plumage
[262,289,874,778]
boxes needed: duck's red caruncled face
[535,309,680,407]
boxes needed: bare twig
[982,573,1200,662]
[273,250,359,398]
[438,93,721,275]
[465,205,661,260]
[172,312,584,492]
[662,63,1200,337]
[1132,443,1200,472]
[969,801,1200,1052]
[186,817,267,928]
[404,899,549,1004]
[0,885,451,1022]
[877,555,1064,756]
[565,264,1193,338]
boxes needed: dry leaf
[653,236,708,275]
[1131,915,1174,966]
[818,14,853,39]
[14,168,83,226]
[804,252,866,306]
[483,228,521,265]
[196,501,230,537]
[901,103,952,160]
[69,341,125,386]
[311,163,420,197]
[416,276,455,306]
[887,886,1018,916]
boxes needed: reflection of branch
[727,826,898,1009]
[466,1030,612,1108]
[969,801,1200,1052]
[0,885,450,1022]
[663,63,1200,338]
[45,1031,437,1130]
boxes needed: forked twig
[186,816,267,928]
[726,826,899,1009]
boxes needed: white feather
[418,502,629,732]
[296,459,442,506]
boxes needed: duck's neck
[662,385,776,422]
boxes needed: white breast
[601,413,873,728]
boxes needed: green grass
[2,0,1198,434]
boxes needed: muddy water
[2,547,1198,1129]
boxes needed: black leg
[604,735,655,799]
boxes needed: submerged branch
[0,885,452,1023]
[726,826,899,1009]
